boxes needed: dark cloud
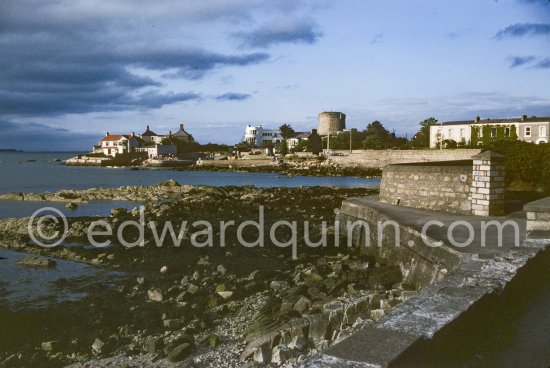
[0,2,271,117]
[508,55,536,68]
[215,93,251,101]
[236,17,321,48]
[535,58,550,68]
[495,23,550,39]
[0,119,98,151]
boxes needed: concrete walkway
[350,196,527,259]
[302,196,549,368]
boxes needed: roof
[141,126,157,136]
[173,126,192,138]
[101,134,128,142]
[442,116,550,126]
[294,132,311,139]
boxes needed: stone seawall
[329,149,481,168]
[379,161,473,215]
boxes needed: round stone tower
[317,112,346,135]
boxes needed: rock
[217,265,227,274]
[270,280,289,291]
[217,291,234,300]
[367,266,402,289]
[136,276,145,285]
[159,179,180,187]
[306,314,329,347]
[65,202,78,210]
[240,331,281,361]
[187,284,199,294]
[272,344,293,364]
[253,346,271,363]
[166,342,193,362]
[16,256,56,268]
[370,309,385,321]
[91,338,109,355]
[41,340,60,351]
[288,336,306,351]
[163,319,183,330]
[147,288,164,302]
[145,336,164,354]
[401,290,417,300]
[160,266,168,274]
[344,296,370,325]
[208,334,220,348]
[110,207,129,218]
[293,296,312,315]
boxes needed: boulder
[65,202,78,210]
[147,288,164,302]
[367,266,402,289]
[166,343,193,362]
[159,179,180,187]
[16,256,56,268]
[145,336,164,354]
[272,344,293,364]
[41,340,61,352]
[293,296,312,315]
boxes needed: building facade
[429,115,550,148]
[244,125,283,147]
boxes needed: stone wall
[379,161,473,215]
[328,149,481,168]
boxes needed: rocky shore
[0,183,415,368]
[179,159,382,178]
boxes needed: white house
[244,125,283,147]
[134,144,177,158]
[430,115,550,148]
[97,133,143,157]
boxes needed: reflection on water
[0,249,122,311]
[0,200,139,220]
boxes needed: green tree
[293,139,311,152]
[413,117,440,148]
[362,136,385,149]
[276,140,288,156]
[235,141,252,152]
[279,124,295,139]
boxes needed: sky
[1,0,549,151]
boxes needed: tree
[235,141,252,152]
[413,117,439,148]
[293,139,311,152]
[362,136,385,149]
[279,124,295,139]
[276,140,288,156]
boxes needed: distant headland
[0,148,23,153]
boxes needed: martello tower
[317,112,346,135]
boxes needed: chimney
[475,116,481,122]
[522,114,528,121]
[169,130,172,136]
[131,132,135,137]
[180,123,184,131]
[146,125,150,130]
[105,132,109,136]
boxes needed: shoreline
[0,183,413,368]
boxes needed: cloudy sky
[1,0,549,151]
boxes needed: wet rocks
[15,256,56,268]
[166,342,193,362]
[147,288,164,302]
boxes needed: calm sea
[0,152,380,194]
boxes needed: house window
[525,126,531,137]
[448,129,453,137]
[540,126,547,137]
[504,127,510,137]
[460,128,465,138]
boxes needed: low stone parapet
[524,197,550,231]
